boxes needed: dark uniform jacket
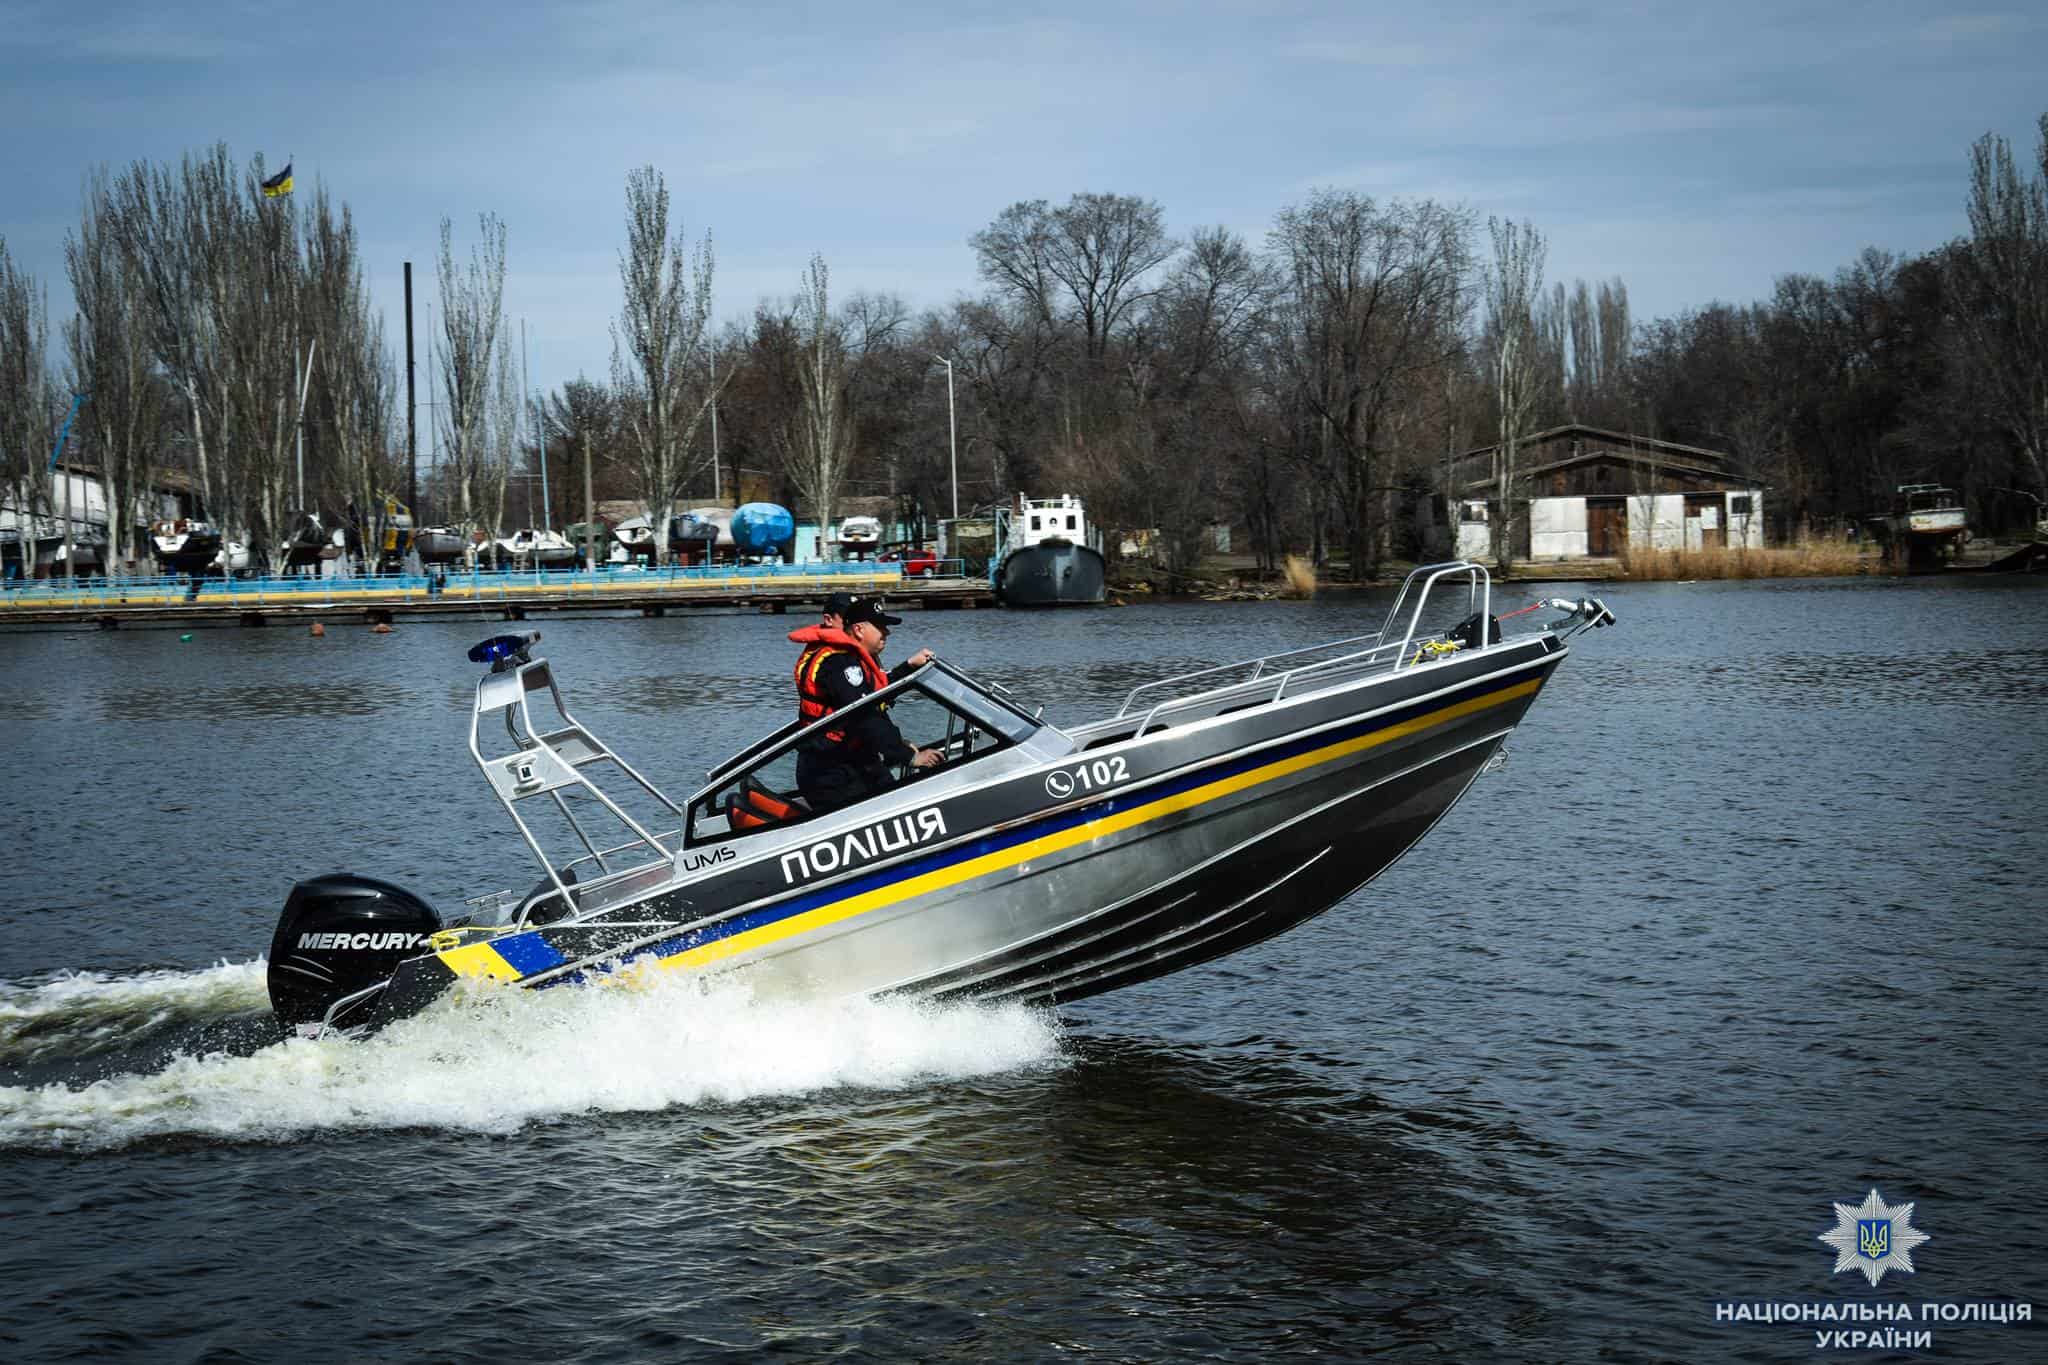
[789,625,914,810]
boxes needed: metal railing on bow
[1111,562,1501,739]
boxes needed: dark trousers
[796,748,886,815]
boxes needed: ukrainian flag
[261,163,294,198]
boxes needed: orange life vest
[789,624,890,744]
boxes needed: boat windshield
[684,662,1040,846]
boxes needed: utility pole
[933,355,958,519]
[404,262,417,526]
[709,343,721,503]
[584,431,596,571]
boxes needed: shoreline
[1108,538,2048,600]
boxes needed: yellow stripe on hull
[439,941,526,982]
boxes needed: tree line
[3,115,2044,576]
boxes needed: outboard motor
[267,874,442,1031]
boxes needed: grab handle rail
[1383,561,1490,672]
[1114,632,1385,718]
[1125,562,1497,739]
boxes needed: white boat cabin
[1014,494,1096,551]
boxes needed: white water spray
[0,965,1065,1151]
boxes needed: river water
[1,576,2044,1361]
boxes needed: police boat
[265,562,1614,1037]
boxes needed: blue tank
[730,502,795,556]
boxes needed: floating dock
[0,565,994,631]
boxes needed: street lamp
[931,354,958,520]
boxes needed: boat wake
[0,963,1065,1152]
[0,961,276,1072]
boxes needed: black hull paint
[998,543,1106,606]
[154,535,222,575]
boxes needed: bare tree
[215,155,301,558]
[971,193,1178,361]
[436,212,507,526]
[486,342,520,534]
[777,255,855,558]
[1535,281,1569,424]
[114,148,230,528]
[1566,280,1597,421]
[547,376,620,507]
[1596,278,1632,423]
[300,188,393,546]
[949,295,1060,498]
[1485,216,1547,570]
[1947,114,2048,499]
[1109,225,1273,575]
[610,166,721,560]
[64,169,162,570]
[1270,190,1472,576]
[1,236,57,566]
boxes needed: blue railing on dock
[0,559,968,612]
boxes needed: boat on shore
[374,497,414,573]
[280,512,328,572]
[667,508,729,564]
[836,514,882,558]
[495,528,578,571]
[263,562,1615,1037]
[43,527,109,577]
[995,493,1106,606]
[415,526,469,566]
[151,519,224,575]
[1871,484,1969,571]
[732,502,795,561]
[608,515,657,564]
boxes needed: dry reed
[1281,554,1319,597]
[1618,537,1875,580]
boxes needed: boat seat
[728,776,808,830]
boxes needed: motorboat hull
[266,567,1615,1037]
[998,541,1106,606]
[415,528,468,564]
[153,528,223,575]
[496,532,579,570]
[49,537,109,577]
[359,643,1558,1029]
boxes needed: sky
[4,0,2045,399]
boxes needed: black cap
[823,591,856,618]
[843,597,902,629]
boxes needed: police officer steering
[792,598,941,813]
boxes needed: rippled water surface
[3,577,2045,1361]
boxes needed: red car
[881,547,939,577]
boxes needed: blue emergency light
[467,632,540,666]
